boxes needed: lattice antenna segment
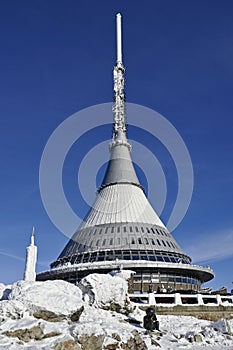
[113,13,126,136]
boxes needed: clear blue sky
[0,1,233,291]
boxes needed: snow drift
[0,272,231,349]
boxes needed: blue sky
[0,1,233,291]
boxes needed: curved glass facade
[51,249,191,268]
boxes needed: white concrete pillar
[174,293,182,305]
[148,293,156,305]
[197,294,204,305]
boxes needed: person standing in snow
[143,307,159,333]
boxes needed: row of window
[83,226,169,237]
[78,237,179,250]
[53,249,190,268]
[134,272,200,286]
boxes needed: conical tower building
[38,14,214,292]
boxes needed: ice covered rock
[78,273,131,313]
[8,280,83,316]
[0,300,28,322]
[0,283,11,301]
[211,318,232,335]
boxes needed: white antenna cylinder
[116,13,122,64]
[31,226,35,245]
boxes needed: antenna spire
[112,13,128,140]
[31,226,35,245]
[116,13,122,65]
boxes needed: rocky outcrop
[76,330,148,350]
[33,308,66,322]
[70,306,85,322]
[78,334,105,350]
[121,331,147,350]
[53,339,81,350]
[4,324,60,342]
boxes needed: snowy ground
[0,273,232,349]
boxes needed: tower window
[117,226,120,233]
[167,241,171,247]
[130,226,133,232]
[156,229,160,235]
[162,240,166,246]
[111,227,114,233]
[103,239,106,246]
[151,239,155,245]
[157,239,161,246]
[138,238,142,244]
[144,238,149,244]
[163,256,170,262]
[105,227,108,233]
[99,229,102,235]
[135,226,139,232]
[123,226,127,232]
[151,228,155,234]
[110,238,113,245]
[96,240,99,246]
[131,238,135,244]
[160,230,164,235]
[141,227,144,233]
[146,227,150,233]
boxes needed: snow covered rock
[211,318,232,335]
[0,280,85,323]
[0,283,11,301]
[4,324,60,342]
[72,306,145,349]
[0,300,28,322]
[8,280,83,317]
[78,273,131,313]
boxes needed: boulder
[78,273,131,313]
[8,280,83,316]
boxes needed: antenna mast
[113,13,126,136]
[116,13,122,65]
